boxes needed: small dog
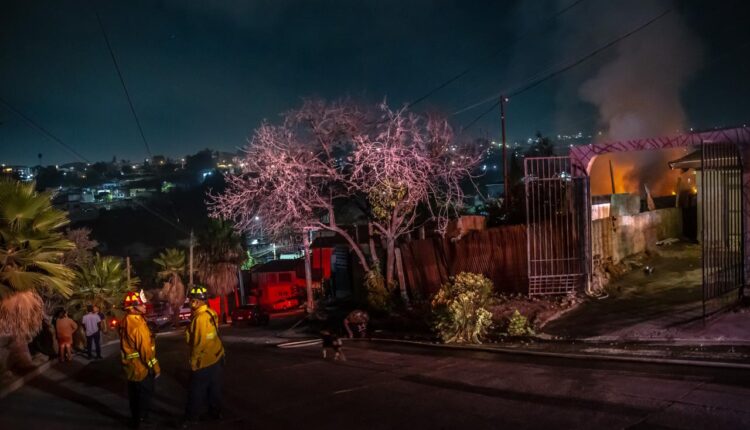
[320,329,346,361]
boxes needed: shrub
[365,267,390,312]
[507,309,535,337]
[431,272,493,344]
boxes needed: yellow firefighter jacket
[119,313,160,381]
[186,304,225,371]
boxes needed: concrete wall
[592,207,683,265]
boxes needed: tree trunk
[385,237,396,290]
[8,335,34,372]
[323,223,371,274]
[368,222,380,270]
[170,275,183,327]
[172,306,181,327]
[395,247,410,306]
[302,231,314,314]
[220,295,228,324]
[0,336,12,375]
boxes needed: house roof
[310,224,372,248]
[668,149,741,170]
[311,235,349,248]
[250,258,325,282]
[668,150,701,170]
[252,259,301,273]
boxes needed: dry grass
[199,262,239,296]
[0,290,44,340]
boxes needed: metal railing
[701,142,744,316]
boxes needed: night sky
[1,0,749,165]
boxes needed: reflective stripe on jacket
[119,313,160,381]
[186,304,224,371]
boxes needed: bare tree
[209,100,372,271]
[61,228,98,268]
[209,99,480,306]
[351,103,481,292]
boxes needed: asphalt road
[1,323,750,430]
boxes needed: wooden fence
[399,225,528,299]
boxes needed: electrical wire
[0,96,91,163]
[458,8,673,131]
[407,0,588,108]
[0,96,187,235]
[93,7,153,158]
[130,198,190,234]
[525,28,750,140]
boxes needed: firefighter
[183,285,225,426]
[119,290,160,428]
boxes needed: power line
[130,198,190,235]
[93,7,153,158]
[459,8,672,131]
[1,95,187,235]
[0,96,91,163]
[407,0,588,108]
[544,37,750,139]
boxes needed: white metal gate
[524,156,588,295]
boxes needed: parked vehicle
[145,301,173,332]
[231,304,270,326]
[108,315,120,331]
[177,301,192,325]
[270,297,300,312]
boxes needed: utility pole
[189,229,194,287]
[302,228,314,314]
[126,256,131,287]
[500,96,510,209]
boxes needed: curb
[0,339,119,399]
[535,333,750,347]
[0,358,55,399]
[362,338,750,371]
[575,337,750,346]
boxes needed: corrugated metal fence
[399,225,528,299]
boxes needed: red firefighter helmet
[122,290,147,308]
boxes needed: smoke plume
[579,2,703,141]
[555,0,704,196]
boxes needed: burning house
[524,126,749,318]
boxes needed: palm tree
[0,180,75,371]
[196,219,244,322]
[69,254,139,319]
[154,248,186,326]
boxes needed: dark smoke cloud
[578,1,703,140]
[580,1,703,197]
[511,0,704,196]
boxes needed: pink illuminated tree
[351,103,481,296]
[208,98,480,308]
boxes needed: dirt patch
[489,293,583,333]
[543,241,705,339]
